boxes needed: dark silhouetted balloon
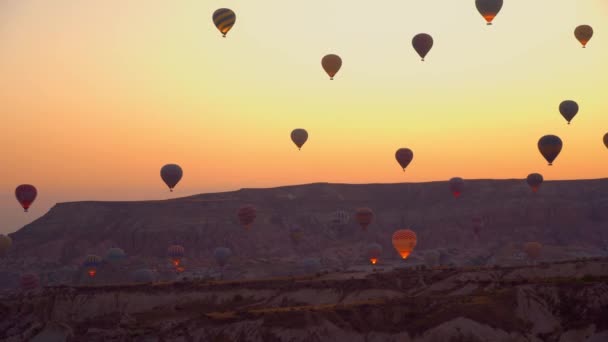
[392,229,417,259]
[475,0,503,25]
[526,173,544,193]
[213,8,236,37]
[412,33,433,61]
[367,243,383,265]
[20,273,40,291]
[538,135,562,166]
[161,164,183,192]
[133,269,155,283]
[83,255,102,278]
[603,133,608,149]
[322,54,342,80]
[291,129,308,150]
[15,184,37,212]
[237,205,257,229]
[574,25,593,48]
[559,100,578,125]
[449,177,465,198]
[214,247,232,267]
[395,148,414,171]
[0,234,12,257]
[355,207,374,231]
[168,245,185,267]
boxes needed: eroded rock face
[7,180,608,265]
[2,259,608,341]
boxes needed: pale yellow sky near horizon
[1,0,607,234]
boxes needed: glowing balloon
[538,135,562,166]
[367,243,383,265]
[291,129,308,150]
[355,207,374,230]
[475,0,503,25]
[412,33,433,61]
[526,173,544,193]
[168,245,185,267]
[160,164,183,192]
[213,8,236,37]
[322,54,342,80]
[559,100,578,125]
[395,148,414,171]
[83,255,102,278]
[237,205,257,229]
[392,229,417,259]
[15,184,37,212]
[574,25,593,48]
[449,177,465,198]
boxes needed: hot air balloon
[237,205,257,229]
[0,234,12,257]
[133,269,155,283]
[367,243,383,265]
[15,184,37,212]
[559,100,579,125]
[20,273,40,291]
[538,135,562,166]
[392,229,417,259]
[213,8,236,38]
[523,242,542,262]
[83,255,102,278]
[105,247,126,263]
[214,247,232,268]
[574,25,593,48]
[395,148,414,172]
[289,224,304,246]
[475,0,503,25]
[526,173,544,193]
[322,54,342,80]
[332,210,350,225]
[472,216,484,238]
[449,177,465,198]
[412,33,433,61]
[160,164,183,192]
[603,133,608,149]
[168,245,185,267]
[301,257,321,274]
[291,129,308,150]
[355,207,374,231]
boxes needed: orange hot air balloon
[574,25,593,48]
[168,245,185,267]
[213,8,236,38]
[355,207,374,230]
[392,229,417,259]
[367,243,383,265]
[523,242,542,261]
[475,0,503,25]
[395,148,414,172]
[321,54,342,80]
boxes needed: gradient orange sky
[1,0,607,233]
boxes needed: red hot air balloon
[412,33,433,61]
[603,133,608,150]
[526,173,544,193]
[355,208,374,231]
[392,229,417,259]
[449,177,465,198]
[395,148,414,172]
[15,184,37,212]
[238,205,257,230]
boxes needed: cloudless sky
[1,0,607,233]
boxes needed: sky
[1,0,607,234]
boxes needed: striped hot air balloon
[213,8,236,38]
[168,245,185,267]
[83,255,102,278]
[392,229,417,259]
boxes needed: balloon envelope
[559,100,578,124]
[214,247,232,267]
[83,255,102,277]
[133,269,155,283]
[603,133,608,149]
[291,129,308,150]
[475,0,503,25]
[322,54,342,80]
[160,164,183,191]
[105,247,126,263]
[15,184,37,212]
[538,135,562,166]
[213,8,236,37]
[449,177,465,198]
[526,173,544,193]
[168,245,185,266]
[237,205,257,229]
[355,208,374,230]
[412,33,433,61]
[523,242,542,261]
[395,148,414,171]
[574,25,593,47]
[392,229,417,259]
[0,235,12,257]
